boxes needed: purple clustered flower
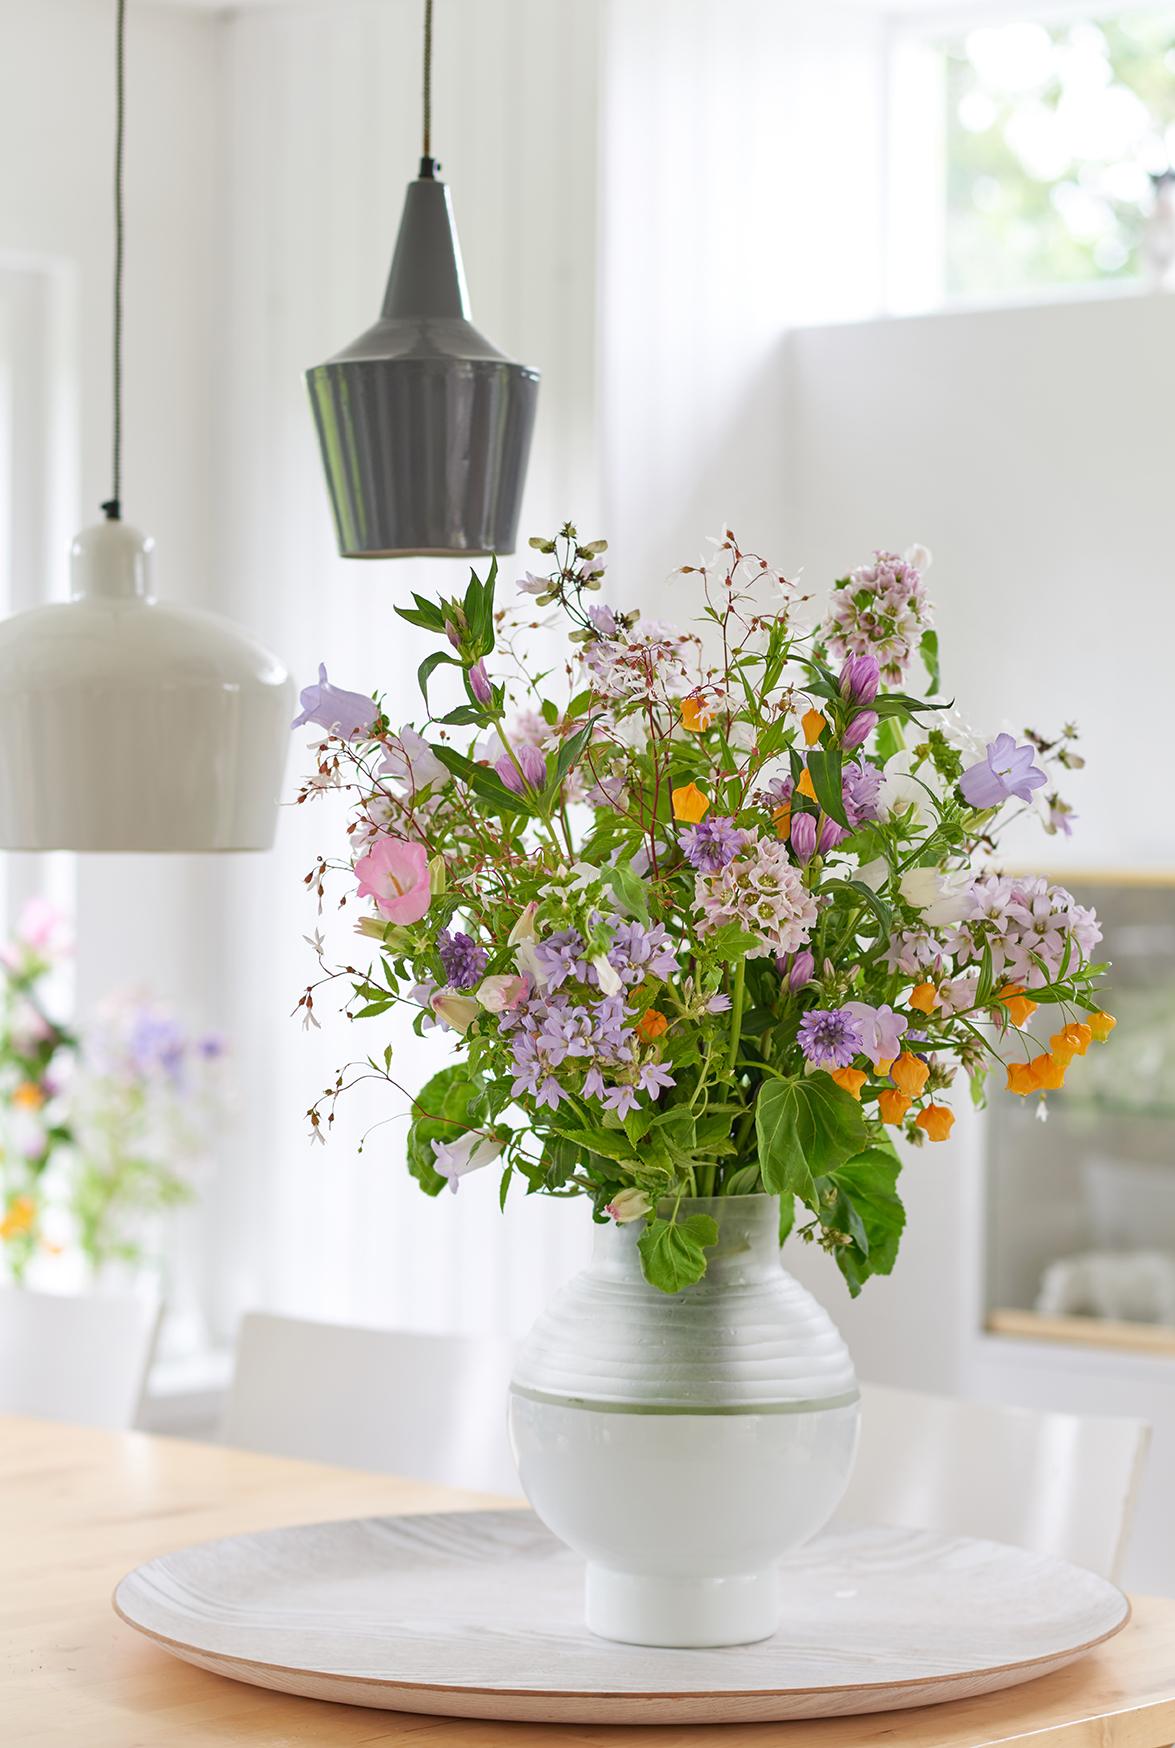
[437,929,488,991]
[501,983,671,1114]
[797,1007,864,1069]
[608,919,679,983]
[842,759,882,827]
[680,815,748,873]
[947,873,1101,990]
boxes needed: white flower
[430,1132,502,1194]
[879,751,942,826]
[381,726,448,792]
[429,990,480,1034]
[854,856,889,893]
[591,952,623,997]
[899,866,971,927]
[905,543,932,573]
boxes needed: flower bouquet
[296,526,1112,1296]
[295,524,1114,1646]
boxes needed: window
[888,10,1175,308]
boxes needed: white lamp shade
[0,520,295,851]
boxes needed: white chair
[0,1285,161,1429]
[836,1382,1149,1580]
[221,1312,520,1495]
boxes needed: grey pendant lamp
[0,0,293,851]
[306,0,539,560]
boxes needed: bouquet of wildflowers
[296,526,1113,1294]
[0,902,227,1282]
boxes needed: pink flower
[477,973,530,1013]
[354,836,431,924]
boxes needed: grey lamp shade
[306,175,539,559]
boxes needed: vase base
[585,1564,780,1649]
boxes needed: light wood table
[3,1414,1175,1747]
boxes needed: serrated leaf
[825,1142,906,1297]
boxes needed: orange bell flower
[0,1194,36,1240]
[831,1066,866,1101]
[908,982,939,1015]
[1006,1061,1041,1096]
[681,696,714,733]
[801,708,827,747]
[12,1081,45,1111]
[672,782,711,824]
[773,805,791,841]
[636,1008,669,1043]
[1088,1010,1116,1043]
[1050,1022,1093,1064]
[1030,1052,1066,1091]
[796,767,817,802]
[915,1104,955,1142]
[878,1088,911,1126]
[995,984,1038,1029]
[890,1053,930,1099]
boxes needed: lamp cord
[102,0,126,522]
[419,0,436,178]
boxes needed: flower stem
[724,957,746,1079]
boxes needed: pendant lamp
[0,0,293,852]
[305,0,539,559]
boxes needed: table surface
[3,1415,1175,1748]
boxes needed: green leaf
[417,649,459,710]
[429,742,534,817]
[406,1065,487,1197]
[724,1162,762,1195]
[778,1192,796,1244]
[825,1143,906,1296]
[755,1075,868,1201]
[551,1124,637,1165]
[552,716,597,790]
[805,746,848,828]
[637,1213,720,1293]
[603,859,650,925]
[701,921,761,961]
[920,629,940,693]
[395,592,447,632]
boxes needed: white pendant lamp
[0,0,293,853]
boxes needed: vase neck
[592,1195,783,1288]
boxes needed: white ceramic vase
[508,1194,859,1649]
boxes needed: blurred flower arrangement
[0,902,227,1283]
[295,526,1113,1295]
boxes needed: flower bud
[840,655,880,705]
[469,660,492,706]
[789,812,817,864]
[495,744,547,793]
[788,949,815,991]
[818,817,847,853]
[429,990,481,1034]
[843,710,879,751]
[476,973,529,1013]
[605,1187,652,1225]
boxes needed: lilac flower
[516,570,551,597]
[959,735,1047,810]
[583,1065,606,1099]
[588,604,618,636]
[818,818,847,854]
[602,1083,641,1118]
[608,920,679,984]
[842,710,878,752]
[291,664,378,739]
[680,816,748,873]
[468,660,493,706]
[947,873,1101,989]
[496,744,547,794]
[637,1062,676,1098]
[437,929,488,991]
[706,992,733,1013]
[842,760,882,827]
[534,929,586,991]
[840,654,880,705]
[843,1002,907,1067]
[797,1008,864,1069]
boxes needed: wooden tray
[113,1510,1129,1725]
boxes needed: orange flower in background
[908,982,939,1015]
[773,805,791,841]
[1006,1061,1041,1096]
[1088,1010,1117,1042]
[1050,1022,1093,1064]
[995,984,1038,1029]
[636,1008,669,1043]
[12,1081,45,1111]
[879,1088,911,1125]
[831,1066,867,1101]
[0,1194,36,1240]
[801,708,827,747]
[890,1053,929,1099]
[1030,1052,1066,1091]
[681,696,714,734]
[672,782,710,824]
[915,1104,955,1142]
[796,768,817,802]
